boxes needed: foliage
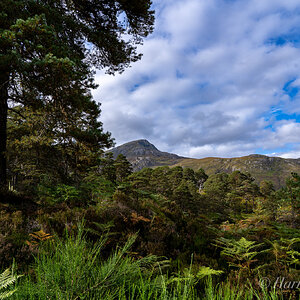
[7,103,114,193]
[3,2,299,298]
[13,226,159,299]
[282,173,300,226]
[215,237,265,274]
[81,172,116,203]
[10,227,287,300]
[267,238,300,270]
[36,182,81,205]
[1,145,299,299]
[203,173,229,214]
[26,230,53,246]
[0,267,21,299]
[197,266,224,280]
[203,279,282,300]
[114,154,133,183]
[0,0,155,189]
[259,180,278,220]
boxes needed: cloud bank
[93,0,300,159]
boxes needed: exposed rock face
[107,139,184,171]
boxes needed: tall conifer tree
[0,0,154,189]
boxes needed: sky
[93,0,300,159]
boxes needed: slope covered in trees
[109,140,300,188]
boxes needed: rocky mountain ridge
[108,140,300,188]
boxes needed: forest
[1,152,300,299]
[0,0,299,299]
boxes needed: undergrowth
[6,225,289,299]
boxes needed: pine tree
[182,167,196,184]
[168,166,183,190]
[7,102,113,191]
[228,171,259,213]
[172,180,194,212]
[114,154,132,183]
[149,166,171,196]
[284,173,300,227]
[0,0,154,190]
[260,180,277,220]
[99,152,117,183]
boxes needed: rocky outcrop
[107,139,184,171]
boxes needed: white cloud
[93,0,300,159]
[279,150,300,159]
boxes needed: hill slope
[173,154,300,188]
[108,139,184,170]
[108,140,300,188]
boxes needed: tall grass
[12,226,162,299]
[11,226,286,299]
[203,277,283,300]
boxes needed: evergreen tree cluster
[0,0,154,189]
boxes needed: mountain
[108,139,185,170]
[108,140,300,188]
[173,154,300,189]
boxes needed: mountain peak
[247,154,267,158]
[132,139,158,150]
[111,139,159,156]
[108,139,182,170]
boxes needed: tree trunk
[0,73,9,190]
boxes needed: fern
[0,268,21,299]
[215,237,266,273]
[26,229,53,246]
[197,266,223,279]
[268,237,300,269]
[85,220,116,238]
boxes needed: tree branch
[8,107,26,119]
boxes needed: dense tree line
[1,150,299,297]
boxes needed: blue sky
[93,0,300,159]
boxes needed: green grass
[10,226,288,300]
[12,226,161,299]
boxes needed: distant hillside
[108,139,184,170]
[108,140,300,188]
[174,154,300,189]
